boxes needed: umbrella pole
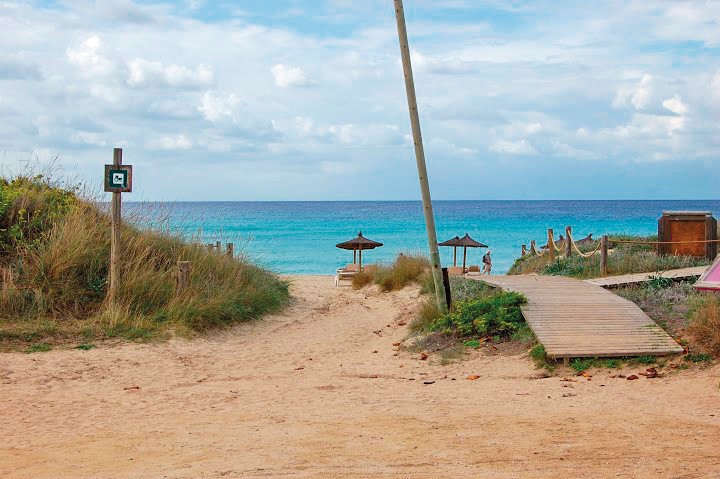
[463,247,467,272]
[353,249,357,264]
[394,0,447,313]
[453,247,457,267]
[359,245,363,270]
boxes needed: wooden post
[521,244,527,256]
[108,148,122,305]
[394,0,447,313]
[226,243,234,258]
[215,240,221,252]
[565,226,572,258]
[441,267,452,310]
[530,240,537,255]
[177,261,191,291]
[600,235,608,276]
[547,228,555,262]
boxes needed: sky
[0,0,719,201]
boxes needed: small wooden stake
[600,235,609,276]
[177,261,191,291]
[226,243,234,258]
[565,226,572,258]
[547,228,555,262]
[215,241,221,252]
[108,148,122,305]
[521,244,527,256]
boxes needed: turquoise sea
[130,201,720,275]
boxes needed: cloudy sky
[1,0,719,200]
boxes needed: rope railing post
[565,226,572,258]
[521,244,527,257]
[547,229,555,262]
[530,240,538,256]
[600,235,608,276]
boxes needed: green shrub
[430,291,527,337]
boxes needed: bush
[430,291,527,337]
[0,175,77,252]
[372,253,430,292]
[687,295,720,356]
[409,297,442,333]
[0,176,290,347]
[351,270,374,289]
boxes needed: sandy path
[2,275,719,478]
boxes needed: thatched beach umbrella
[439,233,488,270]
[335,231,383,269]
[438,236,462,266]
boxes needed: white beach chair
[334,263,360,286]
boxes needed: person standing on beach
[481,250,492,275]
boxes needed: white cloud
[127,59,213,88]
[66,36,114,76]
[612,73,653,110]
[490,139,537,155]
[198,91,241,122]
[662,95,688,115]
[271,64,311,88]
[146,135,192,150]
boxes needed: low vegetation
[0,175,289,351]
[508,235,709,278]
[686,294,720,356]
[351,253,430,291]
[407,276,532,364]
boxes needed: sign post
[104,148,133,304]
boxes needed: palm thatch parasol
[439,233,487,270]
[336,231,383,269]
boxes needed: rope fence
[520,226,720,277]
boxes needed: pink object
[695,256,720,291]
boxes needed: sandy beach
[2,275,719,478]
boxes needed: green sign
[104,164,133,193]
[109,169,127,188]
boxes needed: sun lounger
[466,265,480,275]
[447,266,464,276]
[334,263,360,286]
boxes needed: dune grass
[0,176,289,350]
[351,253,430,292]
[687,294,720,356]
[508,235,709,279]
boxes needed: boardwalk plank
[471,274,684,359]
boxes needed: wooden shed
[658,211,717,260]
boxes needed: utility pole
[393,0,447,313]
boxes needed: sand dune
[2,275,719,478]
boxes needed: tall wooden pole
[108,148,122,305]
[393,0,447,312]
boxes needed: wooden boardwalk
[474,275,684,360]
[584,266,708,288]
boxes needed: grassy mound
[508,235,709,278]
[0,176,289,350]
[351,253,430,291]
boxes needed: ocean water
[129,201,720,275]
